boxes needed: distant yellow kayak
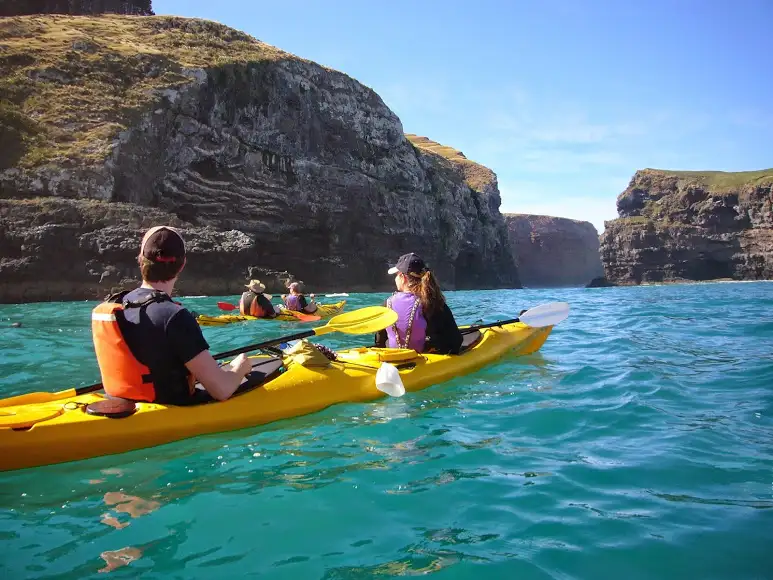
[0,321,553,472]
[197,300,347,326]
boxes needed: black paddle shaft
[460,317,521,335]
[73,330,318,396]
[214,329,316,360]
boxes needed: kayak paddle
[276,309,322,323]
[0,306,398,408]
[216,300,320,322]
[214,306,397,359]
[461,301,570,334]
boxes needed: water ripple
[1,283,773,578]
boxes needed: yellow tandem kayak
[0,321,553,472]
[197,300,347,326]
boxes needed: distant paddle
[216,301,320,322]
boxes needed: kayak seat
[459,330,482,353]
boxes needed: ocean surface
[1,282,772,579]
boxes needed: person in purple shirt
[282,281,318,314]
[375,253,463,354]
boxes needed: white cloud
[484,108,648,146]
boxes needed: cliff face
[0,15,520,302]
[504,214,603,287]
[600,169,773,284]
[405,135,521,290]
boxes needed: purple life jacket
[284,294,302,311]
[385,292,427,352]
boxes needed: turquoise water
[1,283,772,578]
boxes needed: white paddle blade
[519,302,570,328]
[376,362,406,397]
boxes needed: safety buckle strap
[123,290,173,309]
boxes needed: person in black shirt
[92,226,252,404]
[374,253,463,354]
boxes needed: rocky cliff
[504,214,603,287]
[0,15,520,302]
[0,0,154,17]
[600,168,773,284]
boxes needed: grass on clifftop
[503,213,591,227]
[0,15,288,169]
[643,168,773,190]
[405,133,496,193]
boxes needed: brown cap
[139,226,186,264]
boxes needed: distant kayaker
[282,281,319,314]
[239,279,280,319]
[92,226,252,404]
[375,253,463,354]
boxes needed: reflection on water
[98,547,143,574]
[100,492,161,529]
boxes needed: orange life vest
[239,291,269,317]
[91,291,193,402]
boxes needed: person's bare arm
[186,352,251,401]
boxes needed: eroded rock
[505,214,603,287]
[601,169,773,284]
[0,16,519,302]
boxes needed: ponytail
[407,269,446,316]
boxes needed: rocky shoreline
[3,17,768,303]
[600,168,773,285]
[0,16,519,303]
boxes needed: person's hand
[229,353,251,377]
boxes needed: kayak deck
[197,300,346,326]
[0,322,552,471]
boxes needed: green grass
[0,15,290,169]
[615,216,652,225]
[642,168,773,190]
[405,133,496,192]
[405,134,467,161]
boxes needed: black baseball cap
[387,253,427,276]
[140,226,186,264]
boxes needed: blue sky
[154,0,772,233]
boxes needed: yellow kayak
[197,300,346,326]
[0,321,552,472]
